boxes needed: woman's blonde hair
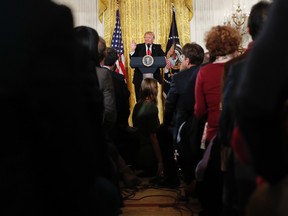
[139,78,158,104]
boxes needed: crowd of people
[3,0,288,216]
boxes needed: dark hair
[104,47,118,66]
[73,26,100,67]
[182,42,205,66]
[98,36,107,62]
[248,1,271,40]
[139,78,158,104]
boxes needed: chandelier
[224,2,249,52]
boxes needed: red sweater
[194,63,224,142]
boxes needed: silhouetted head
[104,47,118,67]
[73,26,100,67]
[248,0,271,40]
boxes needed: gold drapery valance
[99,0,193,23]
[98,0,193,124]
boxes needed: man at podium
[130,31,167,101]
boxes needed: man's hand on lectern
[165,57,172,69]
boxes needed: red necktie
[147,48,151,56]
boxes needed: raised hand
[131,39,136,52]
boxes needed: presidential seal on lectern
[142,55,154,67]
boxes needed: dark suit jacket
[163,65,205,183]
[96,67,117,129]
[219,50,250,147]
[235,0,288,183]
[222,51,249,92]
[130,43,165,85]
[164,66,201,136]
[109,70,130,127]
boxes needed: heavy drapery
[98,0,193,124]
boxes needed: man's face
[180,55,188,71]
[144,33,154,45]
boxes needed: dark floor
[119,176,202,216]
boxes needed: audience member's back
[103,47,136,164]
[234,0,288,215]
[219,2,272,216]
[104,47,130,128]
[1,1,110,215]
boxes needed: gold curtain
[98,0,193,125]
[98,0,108,23]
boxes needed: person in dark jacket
[162,42,205,188]
[219,2,271,215]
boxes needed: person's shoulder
[170,72,183,87]
[137,43,145,47]
[140,102,158,115]
[96,67,112,80]
[112,72,125,81]
[133,102,142,112]
[153,44,162,48]
[197,63,213,76]
[98,66,115,73]
[190,65,202,76]
[96,66,109,73]
[176,66,200,77]
[116,72,125,80]
[200,62,211,68]
[134,101,158,116]
[200,62,216,70]
[225,52,248,70]
[172,69,185,80]
[146,101,158,109]
[149,102,159,114]
[230,58,246,74]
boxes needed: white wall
[53,0,265,49]
[190,0,260,51]
[52,0,104,36]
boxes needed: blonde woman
[132,78,164,178]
